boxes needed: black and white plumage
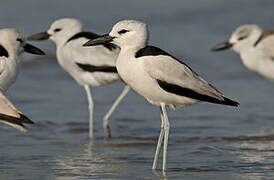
[0,28,45,131]
[84,20,239,171]
[212,25,274,81]
[0,91,34,132]
[27,18,131,138]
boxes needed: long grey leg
[161,103,170,171]
[84,85,94,139]
[103,85,130,138]
[152,106,165,170]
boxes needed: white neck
[120,44,146,55]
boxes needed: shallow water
[1,0,274,179]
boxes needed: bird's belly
[76,71,120,87]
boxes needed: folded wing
[0,91,33,132]
[142,46,238,106]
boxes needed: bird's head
[84,20,148,49]
[0,28,45,59]
[28,18,83,46]
[211,25,262,53]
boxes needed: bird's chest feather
[6,59,17,81]
[0,59,18,91]
[57,46,78,73]
[241,48,264,69]
[116,55,157,97]
[241,49,274,80]
[116,55,139,84]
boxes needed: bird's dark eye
[16,38,23,43]
[238,36,247,41]
[54,28,62,32]
[118,29,129,34]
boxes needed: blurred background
[1,0,274,179]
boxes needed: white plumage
[0,28,45,131]
[28,18,131,138]
[212,24,274,81]
[0,91,27,132]
[84,20,239,171]
[57,32,119,87]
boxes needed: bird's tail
[218,97,239,106]
[0,113,34,132]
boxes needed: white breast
[241,48,274,81]
[0,57,18,92]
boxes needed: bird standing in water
[84,20,239,171]
[28,18,131,138]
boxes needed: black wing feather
[157,80,239,106]
[76,63,117,73]
[0,113,34,125]
[135,46,170,58]
[135,46,199,75]
[0,45,9,57]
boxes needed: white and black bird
[212,25,274,81]
[84,20,239,171]
[0,28,45,131]
[27,18,131,138]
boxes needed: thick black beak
[23,43,45,55]
[211,42,233,51]
[27,32,50,41]
[83,34,114,46]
